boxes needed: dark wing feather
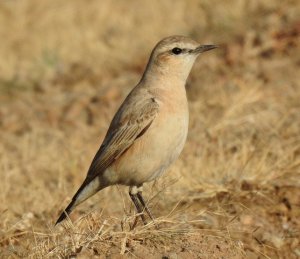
[84,97,159,184]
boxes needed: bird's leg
[136,186,155,221]
[129,186,147,227]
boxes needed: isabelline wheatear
[56,35,217,225]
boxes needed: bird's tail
[55,198,76,225]
[55,177,105,225]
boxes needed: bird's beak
[193,44,218,54]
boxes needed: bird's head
[143,35,217,82]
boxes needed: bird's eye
[171,47,182,55]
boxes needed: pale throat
[142,63,192,87]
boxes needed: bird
[55,35,217,226]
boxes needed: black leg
[129,192,147,226]
[137,191,155,221]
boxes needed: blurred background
[0,0,299,257]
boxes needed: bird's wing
[85,97,159,183]
[55,96,159,225]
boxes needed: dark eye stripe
[171,48,191,55]
[171,47,182,55]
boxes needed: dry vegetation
[0,0,300,258]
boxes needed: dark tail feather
[55,199,76,225]
[55,177,104,225]
[55,181,87,225]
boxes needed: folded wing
[86,97,159,183]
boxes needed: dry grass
[0,0,300,258]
